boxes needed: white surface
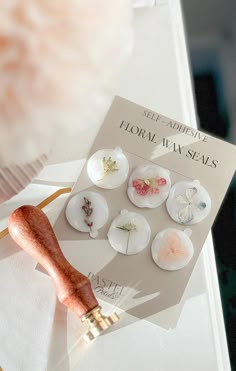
[0,2,230,371]
[0,186,57,371]
[0,247,56,371]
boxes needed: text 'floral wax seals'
[107,210,151,255]
[166,180,211,225]
[151,228,194,271]
[127,164,171,208]
[66,191,109,238]
[87,147,129,189]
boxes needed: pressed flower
[132,177,167,196]
[116,222,137,255]
[82,197,94,230]
[116,222,137,232]
[176,187,206,224]
[108,210,151,255]
[102,156,119,176]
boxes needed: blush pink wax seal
[151,228,194,271]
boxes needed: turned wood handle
[8,205,98,318]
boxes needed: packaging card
[54,96,236,325]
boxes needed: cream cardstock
[54,96,236,324]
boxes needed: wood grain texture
[8,205,98,318]
[0,187,72,239]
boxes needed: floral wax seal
[151,228,194,271]
[127,164,171,208]
[87,147,129,189]
[66,191,109,238]
[166,180,211,225]
[107,210,151,255]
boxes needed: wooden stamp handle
[8,205,98,318]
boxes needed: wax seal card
[54,96,236,325]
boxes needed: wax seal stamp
[166,180,211,224]
[8,206,119,342]
[107,210,151,255]
[127,164,171,208]
[87,147,129,189]
[66,191,109,238]
[151,228,194,271]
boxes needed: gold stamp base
[82,306,120,342]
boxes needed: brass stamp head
[82,306,120,342]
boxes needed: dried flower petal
[157,178,167,186]
[186,187,197,202]
[197,202,206,210]
[176,195,189,205]
[178,206,194,224]
[152,187,160,194]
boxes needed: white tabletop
[0,2,230,370]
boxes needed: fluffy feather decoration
[0,0,133,166]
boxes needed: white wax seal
[107,210,151,255]
[87,147,129,189]
[166,180,211,225]
[127,164,171,208]
[66,191,109,238]
[151,228,194,271]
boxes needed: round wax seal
[87,147,129,189]
[127,164,171,208]
[166,180,211,225]
[107,210,151,255]
[66,191,109,238]
[151,228,194,271]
